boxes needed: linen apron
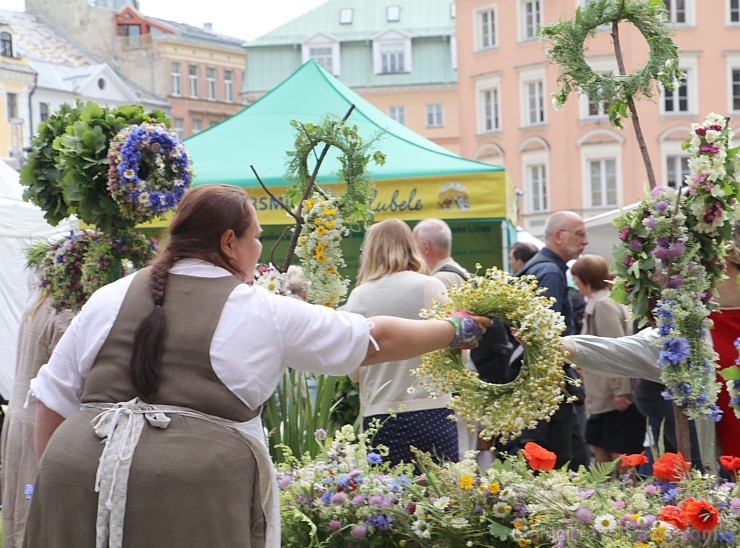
[24,269,272,548]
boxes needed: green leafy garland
[540,0,683,128]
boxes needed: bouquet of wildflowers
[253,264,290,295]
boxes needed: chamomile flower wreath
[414,267,578,443]
[107,122,193,224]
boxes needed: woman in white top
[342,218,457,466]
[26,185,487,548]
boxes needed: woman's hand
[446,311,491,350]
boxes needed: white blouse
[32,259,371,417]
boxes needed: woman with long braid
[23,184,488,548]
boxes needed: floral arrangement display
[414,267,577,443]
[32,229,158,311]
[612,113,740,421]
[20,101,169,234]
[107,122,193,224]
[540,0,683,128]
[294,192,350,307]
[277,425,740,547]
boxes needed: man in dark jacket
[515,211,589,469]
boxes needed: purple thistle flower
[575,507,593,524]
[331,493,348,505]
[351,495,366,506]
[350,525,367,539]
[329,520,342,531]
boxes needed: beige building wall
[457,0,740,235]
[357,85,461,154]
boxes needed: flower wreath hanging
[32,229,158,311]
[107,122,193,224]
[414,267,578,443]
[612,113,740,420]
[540,0,683,128]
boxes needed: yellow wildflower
[650,525,666,543]
[458,475,474,490]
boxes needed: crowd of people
[2,183,738,547]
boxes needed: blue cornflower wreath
[107,122,193,224]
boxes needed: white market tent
[0,160,72,399]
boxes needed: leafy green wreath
[541,0,683,128]
[284,117,385,232]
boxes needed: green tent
[183,60,516,272]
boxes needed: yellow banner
[142,171,513,228]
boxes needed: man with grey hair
[515,210,589,469]
[412,218,468,288]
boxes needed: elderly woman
[570,254,644,462]
[25,185,487,548]
[342,218,458,466]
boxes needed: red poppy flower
[620,452,649,468]
[719,455,740,471]
[681,499,719,533]
[652,452,691,482]
[521,442,557,472]
[658,505,687,530]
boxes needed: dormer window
[339,8,353,24]
[372,29,412,75]
[1,31,13,58]
[302,33,341,76]
[387,6,400,22]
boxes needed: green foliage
[21,100,169,233]
[330,375,360,428]
[541,0,683,128]
[263,370,349,464]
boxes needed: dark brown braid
[129,184,254,397]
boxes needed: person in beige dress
[1,288,73,548]
[24,184,489,548]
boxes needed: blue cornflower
[717,531,735,544]
[320,491,333,504]
[366,514,392,529]
[658,337,690,366]
[708,404,723,423]
[367,452,382,465]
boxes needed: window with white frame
[663,79,688,113]
[580,138,622,209]
[519,68,546,126]
[476,5,497,50]
[729,58,740,113]
[589,159,618,207]
[173,118,184,139]
[663,0,693,25]
[527,163,548,213]
[191,118,202,135]
[426,104,444,128]
[665,155,690,188]
[476,75,501,133]
[39,102,50,122]
[380,42,405,73]
[519,0,542,41]
[189,64,199,98]
[302,34,341,76]
[171,62,181,96]
[732,67,740,112]
[388,105,406,125]
[662,58,697,115]
[206,67,216,100]
[731,0,740,24]
[224,70,234,102]
[372,30,412,75]
[521,147,549,213]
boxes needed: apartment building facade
[244,0,461,153]
[456,0,740,234]
[26,0,247,139]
